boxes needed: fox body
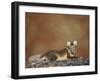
[41,41,78,62]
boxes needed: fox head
[66,41,77,55]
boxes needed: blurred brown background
[25,13,89,62]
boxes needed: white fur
[73,41,77,45]
[67,41,71,46]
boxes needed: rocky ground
[26,55,89,68]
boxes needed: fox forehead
[68,44,76,47]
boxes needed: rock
[26,55,89,68]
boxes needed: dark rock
[27,56,89,68]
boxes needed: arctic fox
[40,41,78,62]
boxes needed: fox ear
[67,41,71,46]
[73,41,77,45]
